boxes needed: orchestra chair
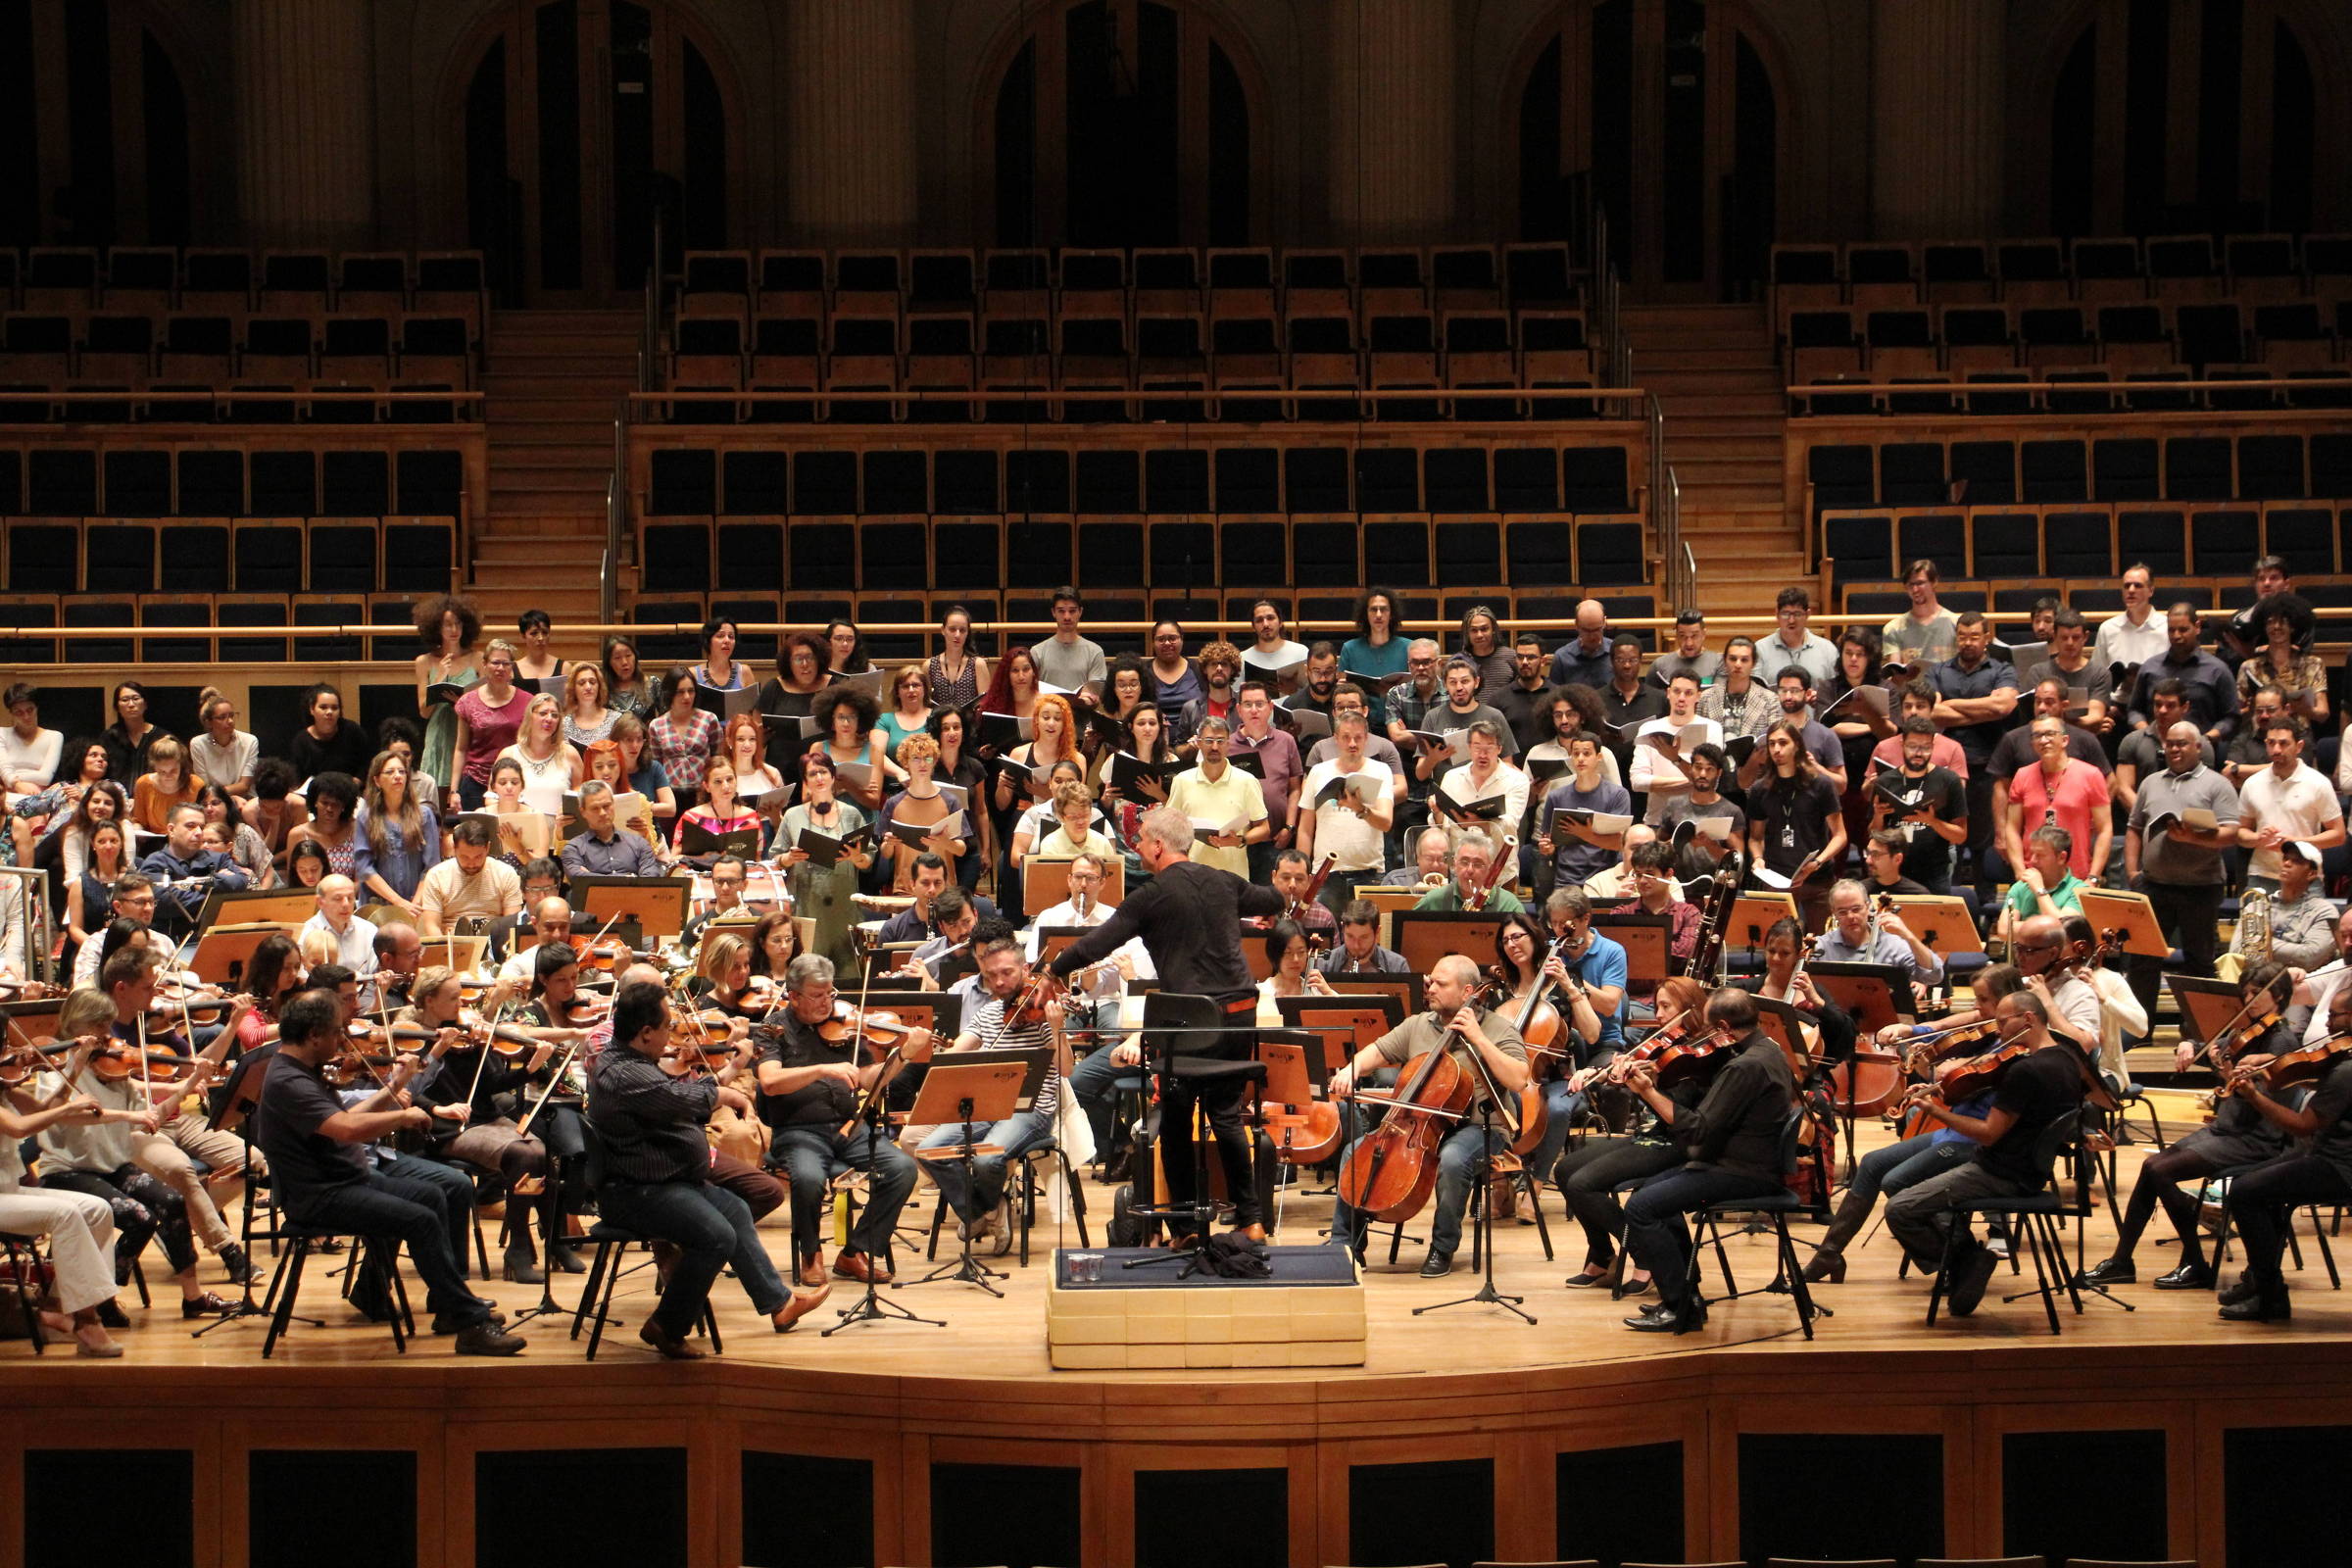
[261,1226,413,1358]
[569,1121,721,1362]
[1681,1107,1826,1340]
[919,1139,1092,1267]
[1925,1109,2082,1335]
[1465,1152,1553,1266]
[2057,1559,2196,1568]
[437,1153,500,1280]
[1472,1557,1600,1566]
[2204,1119,2342,1291]
[0,1230,52,1352]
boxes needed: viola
[817,1004,925,1050]
[2245,1032,2352,1095]
[1923,1031,2038,1105]
[0,1032,80,1086]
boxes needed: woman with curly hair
[414,593,484,808]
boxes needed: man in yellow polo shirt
[1166,716,1270,878]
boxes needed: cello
[1334,1016,1473,1222]
[1486,964,1557,1157]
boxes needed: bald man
[497,898,575,985]
[299,874,378,979]
[2124,720,2240,1021]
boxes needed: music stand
[1392,911,1508,976]
[418,934,488,978]
[2167,975,2245,1049]
[903,1056,1039,1296]
[1807,959,1917,1033]
[1324,973,1427,1016]
[1591,911,1675,990]
[193,887,318,931]
[690,916,762,970]
[570,875,693,940]
[1276,994,1403,1059]
[186,924,282,988]
[1023,857,1125,912]
[193,1044,297,1338]
[1728,892,1798,961]
[1886,895,1984,956]
[2077,888,2169,958]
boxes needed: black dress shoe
[1624,1298,1706,1334]
[2220,1291,2291,1323]
[431,1308,510,1335]
[2079,1256,2135,1286]
[1418,1250,1455,1279]
[2153,1261,2214,1291]
[1947,1245,1999,1317]
[2219,1273,2262,1306]
[455,1321,528,1356]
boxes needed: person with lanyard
[1553,973,1715,1296]
[1535,729,1631,898]
[757,953,933,1286]
[2124,720,2241,1022]
[2215,975,2352,1323]
[1615,986,1797,1334]
[2095,564,2168,703]
[1547,600,1615,690]
[1696,637,1775,747]
[1814,878,1943,992]
[1313,900,1410,976]
[1744,719,1845,932]
[1324,953,1531,1275]
[1881,559,1959,667]
[561,780,665,879]
[137,802,250,939]
[254,987,525,1353]
[916,933,1074,1244]
[1864,715,1966,896]
[1735,667,1848,795]
[589,978,831,1356]
[1802,964,2027,1284]
[1297,710,1396,912]
[1048,807,1286,1241]
[2237,712,2343,896]
[1413,829,1524,912]
[1996,825,2086,948]
[2128,604,2239,747]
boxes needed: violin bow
[514,1033,582,1140]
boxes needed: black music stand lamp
[902,1059,1032,1297]
[1122,992,1267,1278]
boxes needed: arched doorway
[0,0,201,247]
[986,0,1258,249]
[460,0,737,305]
[1514,0,1781,300]
[2046,0,2322,235]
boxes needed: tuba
[2238,886,2272,966]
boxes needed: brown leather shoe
[832,1250,892,1285]
[637,1321,704,1360]
[772,1283,833,1332]
[797,1253,827,1288]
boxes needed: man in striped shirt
[915,932,1067,1244]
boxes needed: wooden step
[473,536,605,563]
[1638,346,1781,371]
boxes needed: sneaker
[218,1243,263,1287]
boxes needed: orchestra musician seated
[1313,900,1409,976]
[915,933,1070,1245]
[1556,974,1713,1296]
[1815,879,1944,991]
[2215,973,2352,1323]
[1325,953,1531,1276]
[1605,840,1699,987]
[1412,828,1523,912]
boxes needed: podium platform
[1046,1245,1367,1369]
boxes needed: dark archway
[0,0,198,247]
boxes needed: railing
[1786,375,2352,416]
[624,383,1651,423]
[0,388,485,419]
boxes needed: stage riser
[4,1371,2345,1567]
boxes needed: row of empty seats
[1772,233,2351,311]
[0,248,489,331]
[1799,428,2352,516]
[1,516,457,597]
[0,311,479,392]
[638,437,1640,519]
[0,445,470,519]
[1784,299,2352,381]
[619,588,1662,666]
[1821,502,2352,589]
[0,591,436,665]
[1829,573,2326,630]
[1788,367,2352,418]
[637,513,1646,598]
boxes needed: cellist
[1323,954,1529,1278]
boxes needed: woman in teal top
[875,663,934,767]
[1339,586,1411,728]
[413,594,483,806]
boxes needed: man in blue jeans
[1323,954,1530,1277]
[757,955,931,1286]
[918,935,1067,1245]
[587,979,830,1356]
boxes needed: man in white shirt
[1632,671,1722,822]
[300,875,379,980]
[415,817,525,938]
[1305,683,1410,812]
[496,897,574,985]
[1029,585,1107,703]
[2093,563,2168,703]
[1298,710,1398,910]
[0,682,62,806]
[1430,718,1527,849]
[187,693,259,798]
[2237,712,2346,894]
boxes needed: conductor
[1048,806,1286,1242]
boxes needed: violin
[1644,1022,1740,1092]
[817,1003,927,1051]
[1908,1025,2038,1109]
[2226,1031,2352,1099]
[0,1031,83,1086]
[89,1039,202,1084]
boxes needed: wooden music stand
[2077,888,2170,958]
[691,916,763,970]
[868,993,963,1041]
[1392,910,1507,976]
[419,934,489,978]
[2167,975,2245,1046]
[1255,1031,1327,1108]
[909,1051,1050,1123]
[1022,857,1125,914]
[1886,895,1984,956]
[1591,911,1675,988]
[1726,892,1798,956]
[194,886,318,931]
[571,874,693,939]
[1324,973,1427,1016]
[1275,995,1403,1064]
[1807,959,1918,1032]
[0,997,66,1054]
[1750,995,1821,1067]
[188,924,286,987]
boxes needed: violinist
[1606,842,1700,992]
[364,920,424,1015]
[1618,987,1796,1334]
[916,934,1069,1245]
[587,979,831,1356]
[405,962,565,1283]
[694,933,772,1022]
[1325,953,1530,1276]
[1556,974,1713,1296]
[253,988,524,1354]
[1313,901,1409,976]
[747,910,801,989]
[496,898,573,986]
[756,954,932,1286]
[2216,978,2352,1322]
[1412,830,1525,913]
[2084,961,2294,1293]
[1802,964,2026,1284]
[2059,912,2147,1096]
[1256,919,1337,1025]
[590,961,782,1224]
[1885,991,2084,1317]
[0,1004,128,1354]
[34,981,239,1316]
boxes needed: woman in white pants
[2,1009,142,1355]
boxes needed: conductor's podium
[1046,1244,1367,1369]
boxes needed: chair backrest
[578,1116,612,1193]
[1139,991,1224,1060]
[2025,1106,2083,1195]
[1773,1102,1813,1178]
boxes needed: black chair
[261,1225,411,1358]
[570,1121,722,1361]
[1683,1107,1827,1340]
[1925,1110,2082,1334]
[0,1230,51,1352]
[1132,992,1267,1239]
